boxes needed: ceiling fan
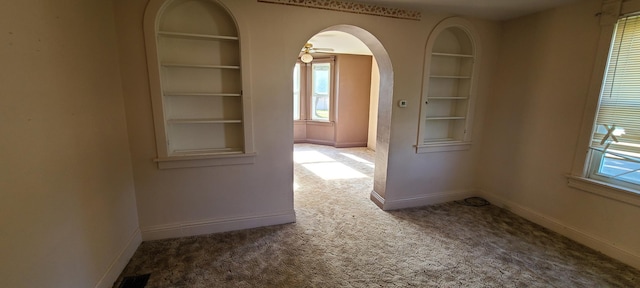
[300,43,334,63]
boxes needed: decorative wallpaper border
[257,0,422,21]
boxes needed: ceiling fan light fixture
[301,53,313,63]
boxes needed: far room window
[293,58,334,122]
[587,15,640,190]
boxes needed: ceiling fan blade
[311,47,335,52]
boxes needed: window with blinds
[589,15,640,188]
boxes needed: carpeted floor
[116,144,640,287]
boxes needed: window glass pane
[311,62,330,121]
[589,15,640,188]
[293,63,301,120]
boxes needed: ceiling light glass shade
[301,53,313,63]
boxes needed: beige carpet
[116,144,640,287]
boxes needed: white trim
[156,152,256,169]
[94,228,142,288]
[566,175,640,208]
[479,190,640,270]
[372,189,474,210]
[415,142,471,153]
[141,211,296,241]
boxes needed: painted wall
[0,1,140,287]
[114,0,501,239]
[479,0,640,269]
[368,58,380,150]
[335,54,373,148]
[294,54,372,147]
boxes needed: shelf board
[172,147,244,155]
[164,92,241,97]
[158,31,239,41]
[162,63,240,69]
[432,52,473,58]
[427,97,468,100]
[168,118,242,124]
[425,116,466,120]
[430,75,472,79]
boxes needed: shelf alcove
[417,18,480,153]
[144,0,255,168]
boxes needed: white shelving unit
[417,18,479,153]
[152,0,245,157]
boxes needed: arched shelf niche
[144,0,255,168]
[416,17,480,153]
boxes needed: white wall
[479,0,640,269]
[0,1,141,287]
[114,0,502,239]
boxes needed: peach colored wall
[0,0,140,287]
[335,54,373,148]
[479,0,640,269]
[294,54,372,147]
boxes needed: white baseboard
[141,210,296,241]
[371,189,475,210]
[95,228,142,288]
[479,190,640,270]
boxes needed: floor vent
[118,274,150,288]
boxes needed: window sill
[566,175,640,208]
[415,141,471,153]
[155,152,256,169]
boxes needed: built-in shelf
[417,19,478,153]
[158,31,239,41]
[425,116,466,120]
[427,97,468,100]
[168,118,242,124]
[430,75,472,79]
[161,63,240,69]
[431,52,473,58]
[172,147,243,155]
[164,92,242,97]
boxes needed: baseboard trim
[94,228,142,288]
[141,210,297,241]
[334,142,367,148]
[479,190,640,270]
[370,190,385,209]
[372,189,475,210]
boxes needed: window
[587,15,640,190]
[293,58,334,122]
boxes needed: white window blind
[592,15,640,157]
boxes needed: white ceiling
[355,0,585,20]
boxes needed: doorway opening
[292,25,394,210]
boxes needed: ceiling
[304,0,587,56]
[355,0,585,20]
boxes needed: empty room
[2,0,640,287]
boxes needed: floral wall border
[257,0,422,21]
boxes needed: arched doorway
[292,25,393,209]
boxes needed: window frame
[293,57,336,123]
[568,0,640,206]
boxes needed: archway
[292,25,393,209]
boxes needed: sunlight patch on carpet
[303,162,367,180]
[294,151,335,163]
[340,152,375,168]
